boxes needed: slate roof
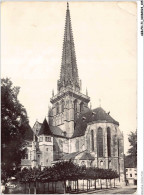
[80,152,95,160]
[34,119,68,138]
[72,107,119,138]
[60,151,81,160]
[38,119,52,136]
[60,151,95,161]
[50,126,68,138]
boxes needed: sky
[1,1,137,154]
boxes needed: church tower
[38,119,53,169]
[50,3,90,138]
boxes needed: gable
[38,119,52,136]
[32,121,42,135]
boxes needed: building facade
[21,3,125,183]
[126,168,137,185]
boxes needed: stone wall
[50,92,89,138]
[83,122,124,179]
[69,136,85,153]
[53,137,69,160]
[38,135,53,167]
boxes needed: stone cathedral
[21,3,124,182]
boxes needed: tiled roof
[38,119,52,136]
[21,159,31,166]
[80,152,95,160]
[72,107,119,138]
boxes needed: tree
[1,78,33,175]
[16,167,30,193]
[15,161,119,193]
[127,130,137,166]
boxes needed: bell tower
[50,3,90,138]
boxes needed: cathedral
[21,3,124,182]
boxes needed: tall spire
[58,2,80,92]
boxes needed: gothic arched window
[56,102,59,114]
[76,139,79,152]
[91,130,94,151]
[80,102,84,113]
[66,100,69,108]
[61,100,64,112]
[74,99,77,112]
[59,140,63,151]
[107,127,111,157]
[97,127,103,157]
